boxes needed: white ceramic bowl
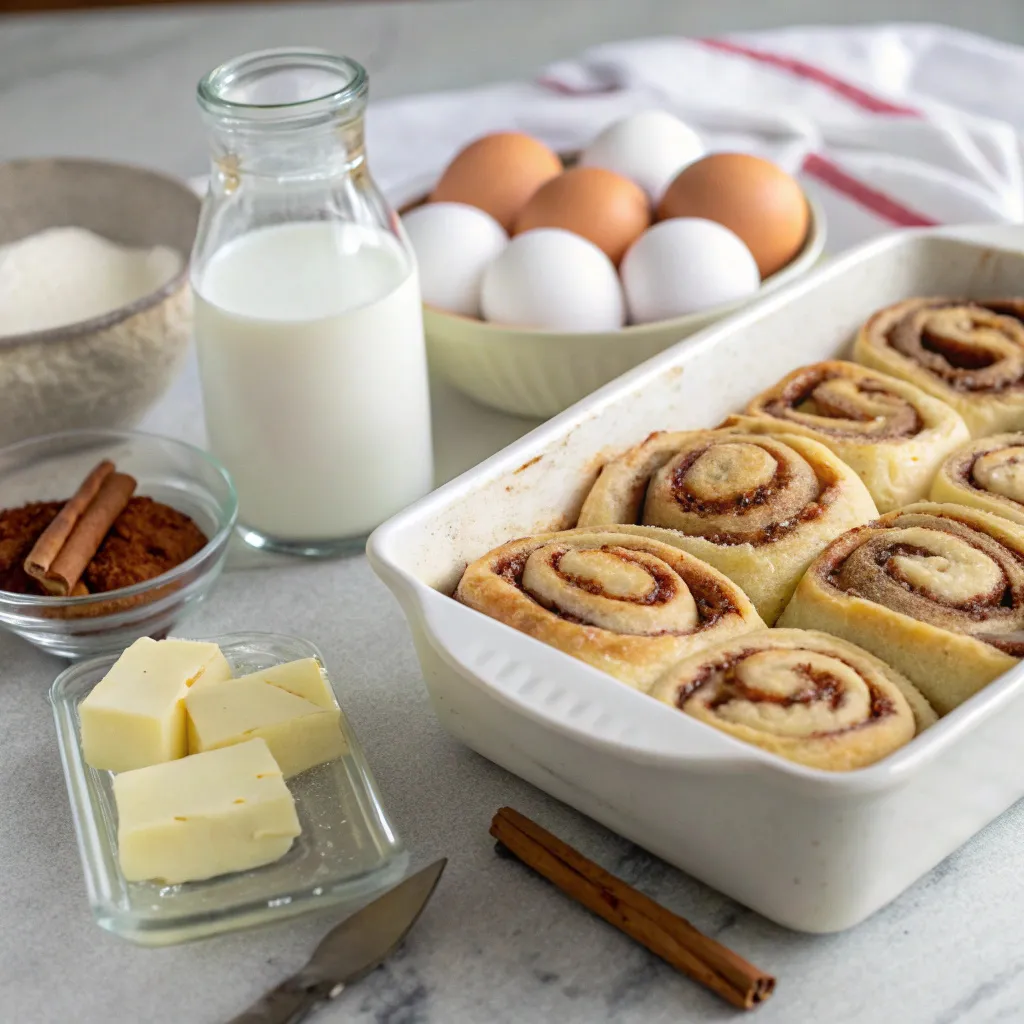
[0,159,200,445]
[418,199,826,419]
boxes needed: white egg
[402,202,508,316]
[481,228,625,332]
[620,218,760,323]
[580,110,704,203]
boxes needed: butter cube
[80,637,232,772]
[240,658,338,709]
[192,657,337,710]
[186,678,346,778]
[114,738,300,884]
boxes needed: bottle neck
[196,49,370,186]
[205,114,367,186]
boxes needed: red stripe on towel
[802,153,939,227]
[698,37,921,116]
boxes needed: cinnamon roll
[726,360,969,512]
[778,502,1024,713]
[854,297,1024,437]
[576,430,878,624]
[931,434,1024,527]
[454,529,764,692]
[650,629,936,771]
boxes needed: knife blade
[227,858,446,1024]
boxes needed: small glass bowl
[0,429,237,659]
[50,632,408,945]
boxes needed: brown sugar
[0,497,208,596]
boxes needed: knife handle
[226,976,344,1024]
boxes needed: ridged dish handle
[419,593,760,765]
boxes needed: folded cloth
[366,23,1024,253]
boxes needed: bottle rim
[197,48,368,127]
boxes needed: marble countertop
[5,2,1024,1022]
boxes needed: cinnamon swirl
[576,430,878,624]
[650,629,936,771]
[778,502,1024,713]
[854,297,1024,437]
[726,360,969,511]
[931,434,1024,528]
[455,529,764,692]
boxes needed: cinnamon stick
[490,807,775,1011]
[35,472,137,596]
[24,460,115,582]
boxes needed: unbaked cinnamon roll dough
[778,502,1024,714]
[854,297,1024,437]
[931,433,1024,527]
[451,295,1024,767]
[576,429,878,624]
[455,528,764,692]
[650,628,936,771]
[727,360,969,512]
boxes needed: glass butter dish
[50,632,407,946]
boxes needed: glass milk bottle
[190,49,433,556]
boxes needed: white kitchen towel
[363,23,1024,253]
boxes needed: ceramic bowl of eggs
[401,111,825,419]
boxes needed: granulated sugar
[0,226,183,336]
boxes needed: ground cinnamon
[0,494,207,597]
[0,501,65,594]
[85,497,208,592]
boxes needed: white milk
[193,221,433,542]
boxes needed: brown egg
[429,132,563,232]
[513,167,651,266]
[657,153,809,278]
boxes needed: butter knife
[228,859,446,1024]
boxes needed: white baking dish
[368,230,1024,934]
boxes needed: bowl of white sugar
[0,158,200,445]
